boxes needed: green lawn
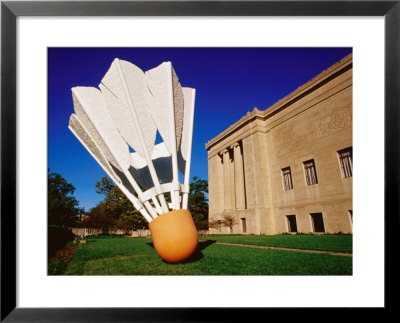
[63,235,352,275]
[201,234,353,253]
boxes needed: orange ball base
[149,209,198,263]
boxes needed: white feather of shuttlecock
[68,59,195,223]
[69,86,159,220]
[68,114,153,223]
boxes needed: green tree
[117,211,148,234]
[93,176,209,232]
[95,177,148,230]
[95,177,132,220]
[48,169,81,227]
[188,176,209,230]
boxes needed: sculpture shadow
[146,239,216,264]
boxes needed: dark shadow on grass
[146,240,216,264]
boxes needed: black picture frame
[1,0,399,321]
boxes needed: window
[286,215,298,233]
[241,218,247,233]
[303,159,318,185]
[282,167,293,190]
[338,147,352,178]
[310,213,325,232]
[348,210,353,232]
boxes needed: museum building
[205,53,353,235]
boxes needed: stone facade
[205,54,353,235]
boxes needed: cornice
[205,53,353,151]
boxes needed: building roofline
[205,53,353,150]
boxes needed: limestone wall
[206,53,353,235]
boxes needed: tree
[222,215,238,233]
[82,202,116,234]
[188,176,209,230]
[208,219,222,234]
[48,169,82,227]
[94,177,148,231]
[117,211,148,234]
[95,177,132,219]
[92,175,209,232]
[95,176,115,195]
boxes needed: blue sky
[48,47,352,211]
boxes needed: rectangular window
[310,212,325,233]
[282,167,293,190]
[241,218,247,233]
[338,147,353,178]
[286,215,298,233]
[349,210,353,232]
[303,159,318,185]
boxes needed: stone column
[222,149,232,210]
[233,142,246,209]
[216,154,225,213]
[229,149,235,210]
[208,154,225,216]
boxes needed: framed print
[1,0,399,321]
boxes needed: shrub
[48,260,67,275]
[48,226,75,258]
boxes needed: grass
[201,234,353,253]
[64,235,352,275]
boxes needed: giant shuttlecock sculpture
[68,59,197,263]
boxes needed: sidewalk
[215,242,352,257]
